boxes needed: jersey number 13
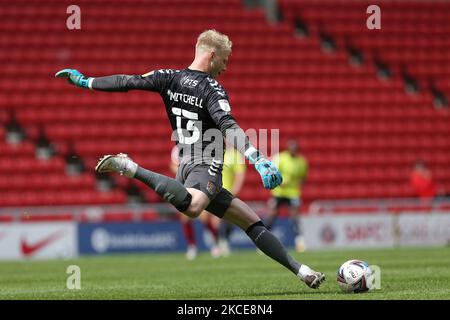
[172,107,200,145]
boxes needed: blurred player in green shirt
[268,139,308,252]
[219,145,247,256]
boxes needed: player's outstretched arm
[55,69,157,92]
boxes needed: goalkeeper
[55,29,325,289]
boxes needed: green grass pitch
[0,246,449,300]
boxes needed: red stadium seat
[0,0,449,208]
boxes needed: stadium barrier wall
[77,219,296,255]
[302,212,450,250]
[1,201,449,260]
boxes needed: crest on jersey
[218,99,231,112]
[206,181,217,195]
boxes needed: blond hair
[196,29,232,55]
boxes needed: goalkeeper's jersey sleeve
[91,69,173,92]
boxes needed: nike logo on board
[21,230,64,257]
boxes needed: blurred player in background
[217,143,246,256]
[56,29,325,289]
[170,145,221,260]
[410,159,437,201]
[268,139,308,252]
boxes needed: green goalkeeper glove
[55,69,92,88]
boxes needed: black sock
[246,221,300,275]
[134,167,192,212]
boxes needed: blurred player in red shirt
[410,160,437,200]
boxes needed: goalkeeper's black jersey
[93,68,237,165]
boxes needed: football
[337,259,374,293]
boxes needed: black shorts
[270,196,301,209]
[176,161,234,218]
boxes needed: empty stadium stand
[1,0,449,209]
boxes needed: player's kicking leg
[95,153,325,289]
[95,153,209,218]
[222,198,325,289]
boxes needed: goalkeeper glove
[246,149,283,190]
[55,69,92,88]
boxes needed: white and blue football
[337,259,374,293]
